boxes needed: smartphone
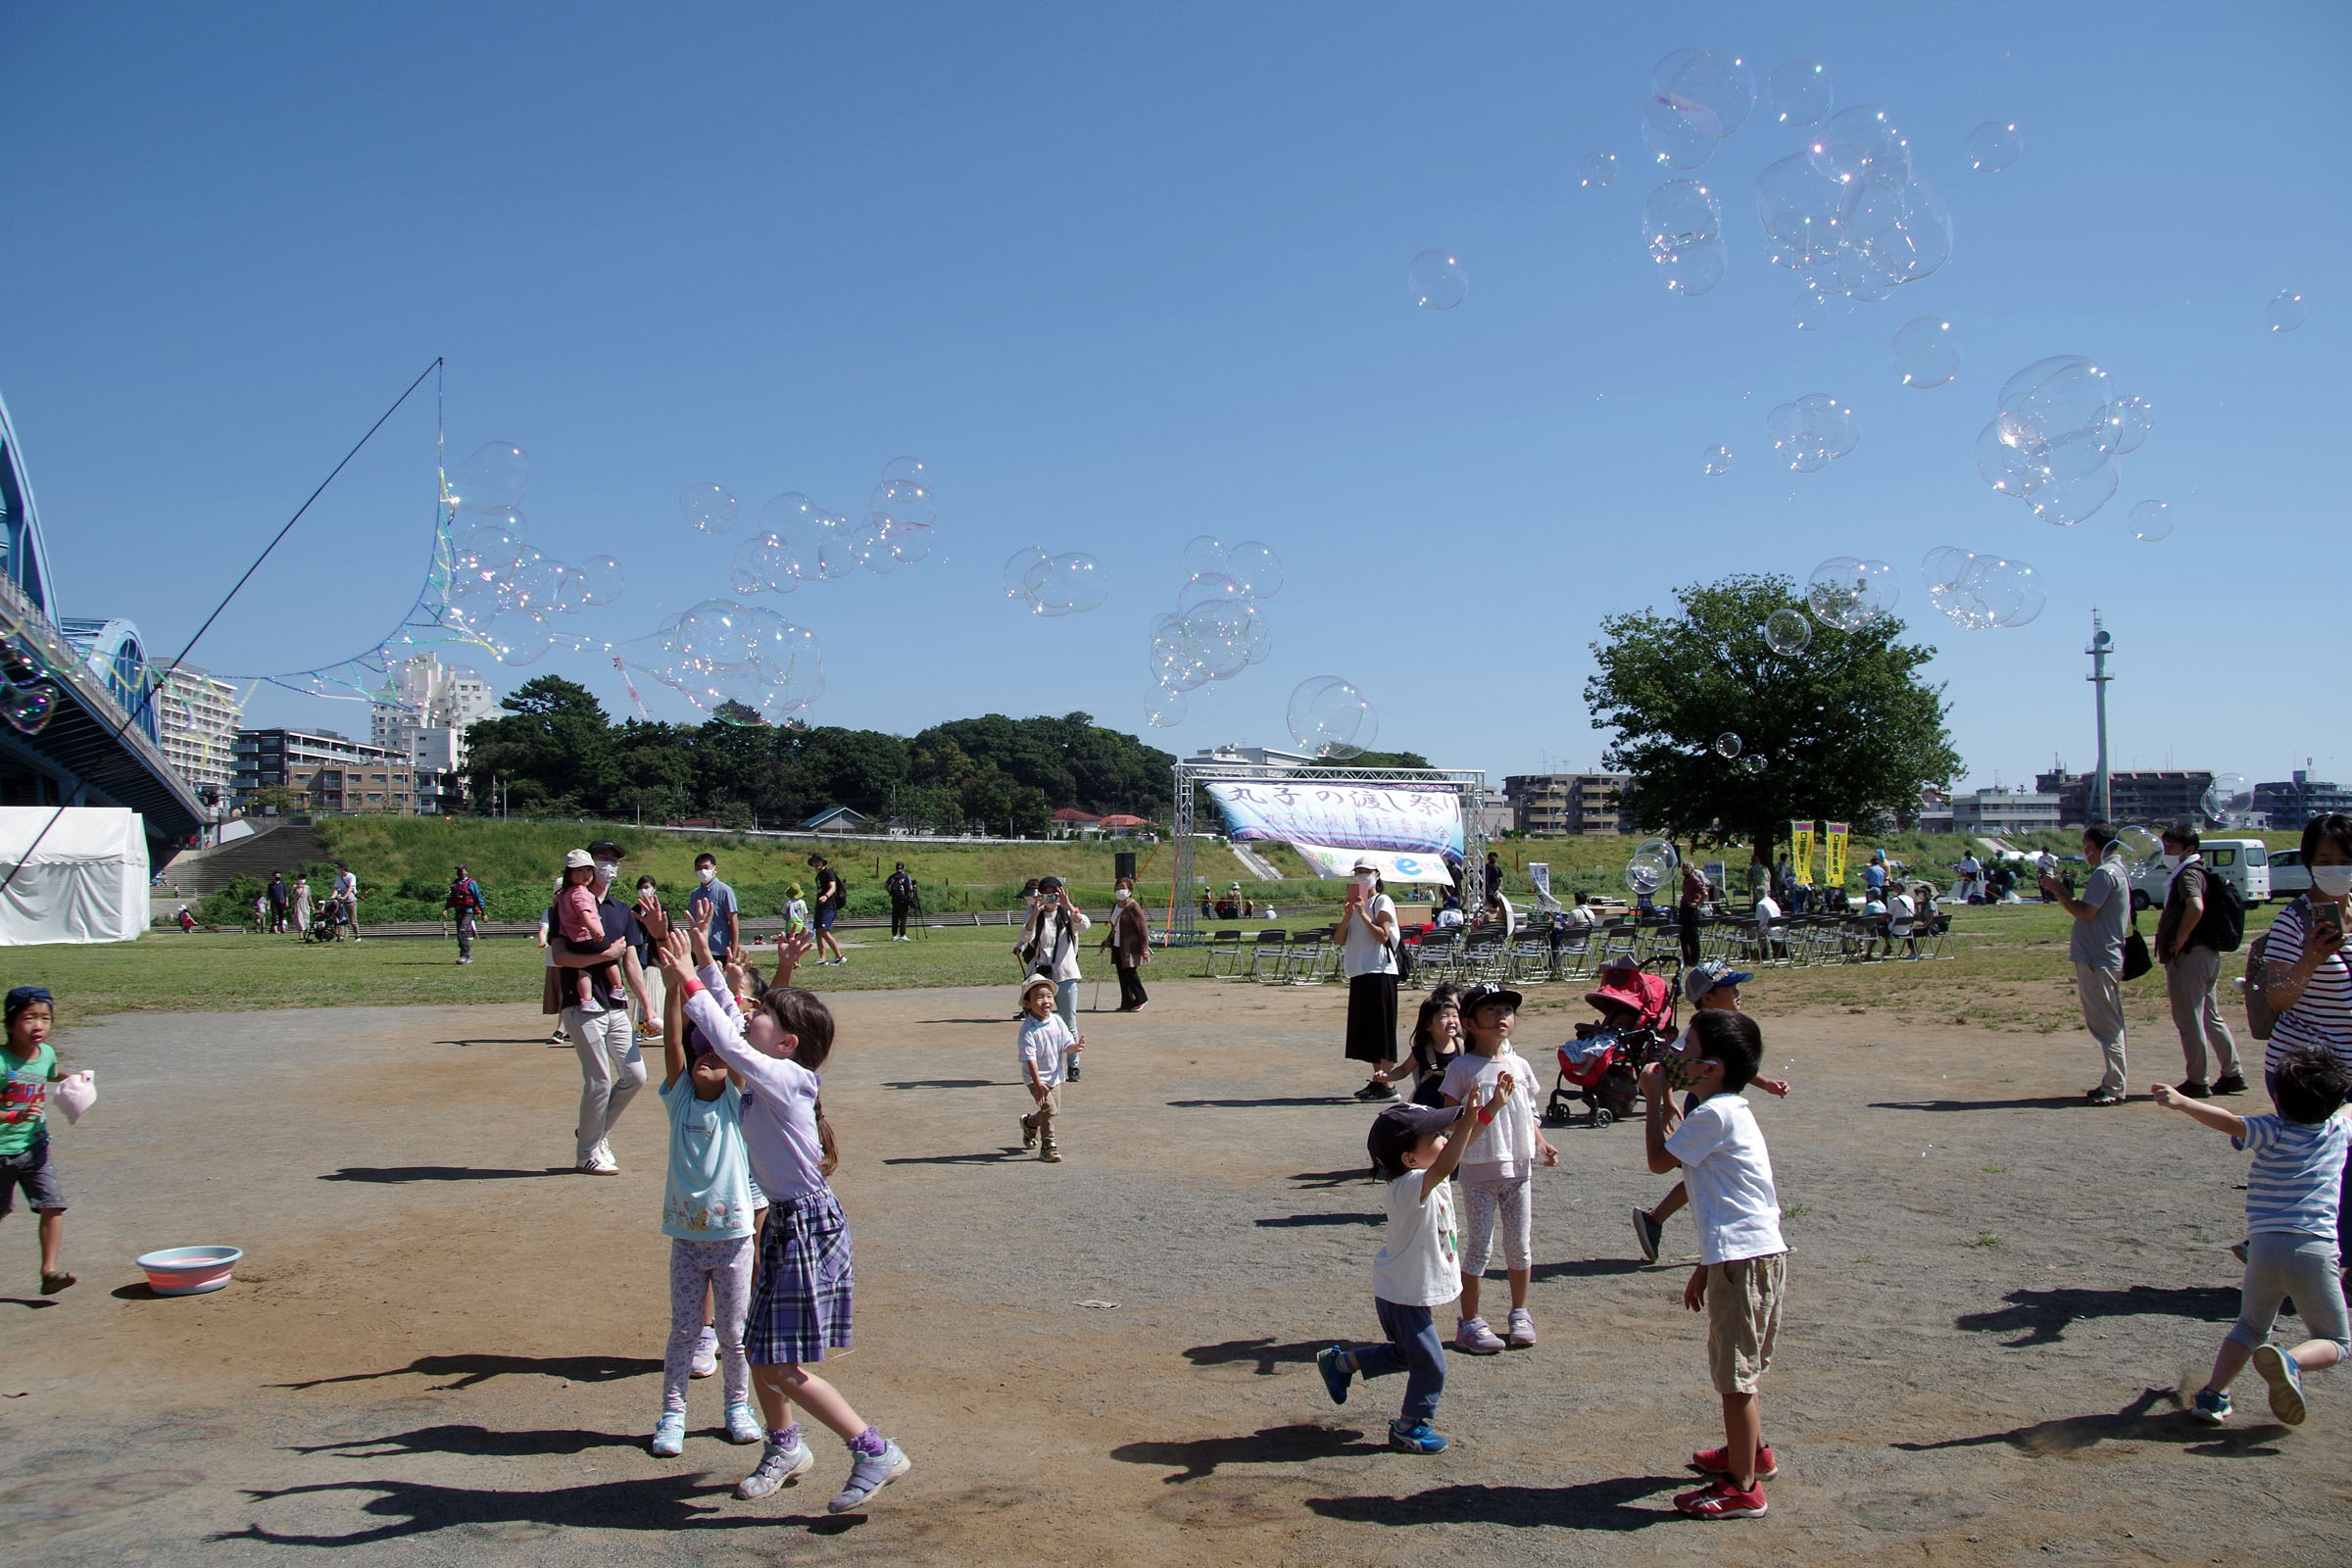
[2314,900,2345,943]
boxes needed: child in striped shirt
[2158,1045,2351,1428]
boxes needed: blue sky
[2,1,2344,792]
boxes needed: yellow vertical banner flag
[1790,820,1815,883]
[1825,822,1850,887]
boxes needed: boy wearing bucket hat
[1017,977,1083,1163]
[1632,960,1788,1263]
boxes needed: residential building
[1500,772,1634,835]
[150,663,245,800]
[232,728,417,814]
[799,806,869,833]
[370,654,495,814]
[2256,770,2352,831]
[1948,788,2063,835]
[2034,768,2214,828]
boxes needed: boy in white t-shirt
[1016,977,1082,1163]
[1643,1008,1788,1520]
[1438,983,1558,1353]
[1315,1081,1512,1454]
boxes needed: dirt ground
[5,978,2350,1566]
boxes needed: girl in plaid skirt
[659,930,912,1514]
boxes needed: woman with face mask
[2260,812,2352,1263]
[1102,877,1152,1012]
[1343,860,1403,1101]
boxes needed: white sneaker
[737,1434,815,1499]
[690,1325,718,1378]
[1453,1316,1505,1354]
[577,1152,619,1175]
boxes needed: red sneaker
[1691,1442,1777,1481]
[1674,1476,1768,1519]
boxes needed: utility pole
[2085,612,2114,824]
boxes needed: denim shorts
[0,1133,65,1216]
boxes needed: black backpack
[2189,867,2245,954]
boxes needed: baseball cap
[1350,858,1378,873]
[586,839,624,860]
[1683,958,1753,1003]
[1456,981,1524,1017]
[1367,1103,1458,1177]
[564,849,594,869]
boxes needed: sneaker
[1040,1144,1062,1164]
[1674,1476,1767,1518]
[2188,1387,2231,1426]
[1352,1079,1400,1102]
[691,1325,718,1379]
[1504,1307,1537,1348]
[736,1434,815,1498]
[1453,1316,1505,1354]
[2253,1343,2307,1426]
[1066,1062,1080,1081]
[2213,1073,2250,1096]
[1315,1345,1352,1406]
[576,1152,619,1175]
[828,1440,910,1512]
[651,1412,686,1457]
[2230,1241,2249,1263]
[1388,1418,1448,1454]
[2173,1080,2212,1100]
[1021,1116,1039,1151]
[2085,1086,2126,1105]
[1633,1205,1663,1264]
[548,1030,570,1046]
[724,1403,764,1445]
[1692,1442,1779,1481]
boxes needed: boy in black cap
[1315,1078,1513,1454]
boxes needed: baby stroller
[1545,956,1679,1129]
[304,899,343,944]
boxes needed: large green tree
[1584,573,1961,865]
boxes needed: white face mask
[2314,864,2352,898]
[698,867,715,885]
[594,859,620,883]
[2161,853,2182,870]
[1357,873,1377,891]
[1114,888,1130,903]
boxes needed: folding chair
[1244,929,1288,982]
[1278,930,1333,984]
[1507,932,1554,985]
[1203,928,1244,978]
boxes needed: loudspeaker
[1114,851,1138,883]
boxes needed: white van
[2128,838,2271,912]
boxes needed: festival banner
[1203,779,1461,859]
[1825,821,1850,887]
[1291,843,1459,888]
[1790,820,1815,882]
[1528,862,1558,909]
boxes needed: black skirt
[1345,971,1399,1064]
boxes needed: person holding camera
[1016,875,1091,1050]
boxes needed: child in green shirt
[0,986,72,1294]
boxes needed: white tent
[0,807,150,946]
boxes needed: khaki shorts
[1706,1252,1786,1395]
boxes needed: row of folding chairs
[1199,927,1345,984]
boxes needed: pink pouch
[53,1070,95,1125]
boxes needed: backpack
[451,878,480,912]
[2189,866,2244,954]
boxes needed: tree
[1583,573,1961,866]
[464,676,614,814]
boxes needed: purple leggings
[663,1235,752,1413]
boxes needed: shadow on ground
[219,1476,861,1545]
[1892,1386,2290,1458]
[1110,1423,1383,1482]
[319,1166,568,1183]
[1182,1339,1324,1376]
[1304,1475,1687,1531]
[1955,1284,2239,1347]
[272,1353,661,1391]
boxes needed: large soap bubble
[1765,393,1858,471]
[1807,105,1908,185]
[2267,290,2307,333]
[1791,290,1829,332]
[2105,825,2164,871]
[1409,250,1467,311]
[1714,733,1741,760]
[1649,48,1754,142]
[679,482,739,535]
[1287,675,1377,759]
[2110,394,2154,454]
[1763,608,1812,655]
[447,442,528,514]
[1767,60,1832,126]
[1966,121,2022,172]
[1223,541,1285,599]
[1181,535,1229,580]
[1702,445,1733,475]
[1892,316,1959,388]
[1004,545,1050,599]
[2201,773,2253,821]
[1979,356,2129,525]
[625,599,825,723]
[1021,553,1109,616]
[2129,499,2173,541]
[1805,558,1898,630]
[1923,548,2044,629]
[1642,179,1726,296]
[1625,848,1674,897]
[578,554,624,607]
[1145,689,1187,729]
[1578,153,1617,189]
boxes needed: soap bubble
[731,530,796,594]
[1768,60,1832,126]
[868,476,937,531]
[1222,541,1284,599]
[1649,48,1755,142]
[475,606,554,667]
[1739,755,1766,775]
[1578,152,1617,188]
[446,442,528,514]
[884,518,935,564]
[2028,461,2120,527]
[2129,499,2174,542]
[2110,394,2154,454]
[1287,674,1376,759]
[1245,613,1272,665]
[1703,445,1733,475]
[1625,849,1673,897]
[0,679,55,736]
[1634,837,1680,869]
[880,455,928,487]
[1923,548,2045,629]
[1755,153,1849,272]
[1839,165,1951,286]
[851,519,900,576]
[459,511,527,575]
[1966,121,2022,172]
[1766,393,1858,471]
[1022,553,1109,615]
[1997,356,2121,479]
[1791,291,1829,331]
[1805,558,1898,630]
[2267,290,2307,332]
[1892,316,1959,387]
[1182,535,1229,580]
[1145,689,1187,729]
[1714,733,1742,760]
[679,482,739,535]
[578,554,624,607]
[2104,825,2164,870]
[1806,105,1908,186]
[1409,250,1467,311]
[1004,545,1050,599]
[637,604,825,724]
[1764,608,1812,655]
[2201,773,2253,821]
[1642,179,1726,296]
[1642,109,1718,171]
